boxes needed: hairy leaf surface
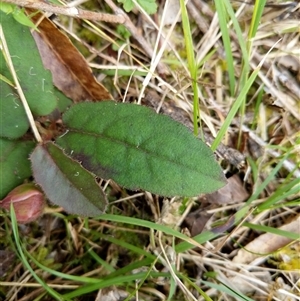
[31,143,107,216]
[57,101,226,197]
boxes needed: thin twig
[0,25,42,143]
[1,0,125,23]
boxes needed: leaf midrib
[66,128,215,177]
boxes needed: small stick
[1,0,125,23]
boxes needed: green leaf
[0,78,30,138]
[54,87,73,113]
[0,3,38,30]
[0,73,14,86]
[0,138,35,199]
[0,11,59,116]
[12,7,39,30]
[116,24,131,39]
[119,0,134,12]
[0,2,14,14]
[57,101,226,197]
[117,0,157,14]
[137,0,157,14]
[30,142,107,216]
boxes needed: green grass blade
[214,0,235,96]
[86,248,116,273]
[182,274,214,301]
[123,258,158,301]
[243,222,300,241]
[24,249,101,283]
[223,1,250,148]
[10,205,68,301]
[62,271,168,299]
[101,258,153,280]
[94,232,156,260]
[257,177,300,211]
[211,67,260,151]
[97,214,204,248]
[202,280,256,301]
[251,87,264,130]
[223,0,248,66]
[248,0,267,41]
[179,0,199,135]
[246,152,291,205]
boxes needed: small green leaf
[117,0,157,14]
[0,73,14,86]
[57,101,226,197]
[118,0,134,12]
[12,7,39,30]
[0,2,14,14]
[30,142,107,216]
[1,2,38,30]
[116,25,131,40]
[137,0,157,14]
[54,87,73,113]
[0,138,35,199]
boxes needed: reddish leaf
[30,142,107,216]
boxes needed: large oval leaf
[56,101,226,197]
[30,142,107,216]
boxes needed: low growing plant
[0,10,226,221]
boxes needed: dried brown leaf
[184,208,213,237]
[205,175,249,205]
[233,214,300,265]
[27,10,112,102]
